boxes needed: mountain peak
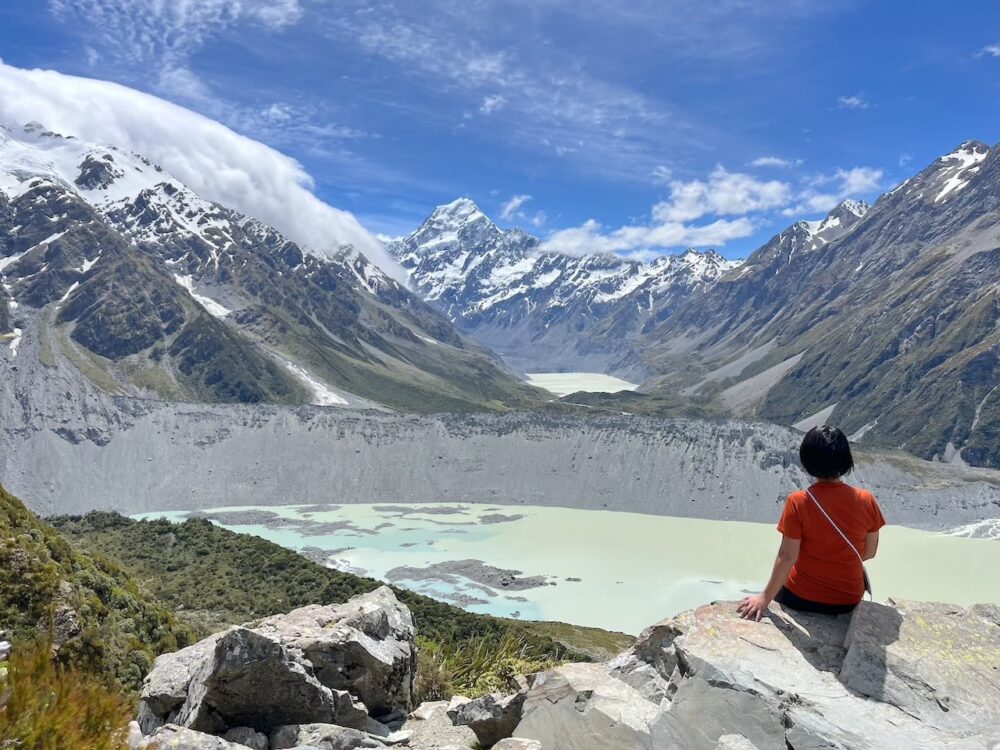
[429,197,486,224]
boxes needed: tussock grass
[0,637,132,750]
[416,631,559,702]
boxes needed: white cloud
[541,216,755,257]
[500,194,533,221]
[783,166,883,215]
[837,93,870,110]
[654,167,791,223]
[479,94,507,114]
[651,165,673,184]
[977,43,1000,57]
[0,61,403,280]
[898,152,913,168]
[530,211,548,228]
[750,156,801,168]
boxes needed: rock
[253,586,417,719]
[0,639,11,660]
[514,663,658,750]
[715,736,758,750]
[138,724,254,749]
[607,617,685,703]
[222,727,267,750]
[839,599,1000,735]
[399,701,478,749]
[138,634,223,734]
[269,723,390,749]
[447,691,525,747]
[141,627,338,735]
[128,720,143,750]
[491,740,542,750]
[645,601,1000,749]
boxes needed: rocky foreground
[132,587,1000,750]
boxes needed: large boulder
[447,690,526,747]
[513,663,659,750]
[253,586,417,719]
[647,601,1000,749]
[508,600,1000,750]
[138,588,416,738]
[839,599,1000,734]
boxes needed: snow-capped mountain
[637,139,1000,469]
[0,122,537,411]
[389,198,740,375]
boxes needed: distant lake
[525,372,638,396]
[134,503,1000,634]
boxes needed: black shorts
[775,586,858,615]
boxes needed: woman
[737,425,886,620]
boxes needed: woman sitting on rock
[737,425,885,620]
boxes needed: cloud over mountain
[0,61,403,279]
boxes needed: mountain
[389,198,738,376]
[0,123,539,412]
[636,141,1000,469]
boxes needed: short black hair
[799,425,854,479]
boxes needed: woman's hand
[737,594,770,621]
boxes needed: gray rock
[177,627,338,733]
[839,599,1000,734]
[715,736,758,750]
[491,740,542,750]
[138,635,223,734]
[399,701,477,750]
[446,691,525,747]
[514,663,658,750]
[222,727,267,750]
[269,723,389,750]
[645,601,1000,749]
[138,724,253,749]
[253,586,417,719]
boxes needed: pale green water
[135,504,1000,634]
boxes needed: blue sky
[2,1,1000,259]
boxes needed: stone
[839,599,1000,735]
[446,690,525,747]
[715,736,758,750]
[138,724,254,749]
[492,740,542,750]
[645,601,1000,749]
[253,586,417,719]
[514,663,658,750]
[269,723,390,749]
[399,701,478,749]
[140,627,338,735]
[222,727,267,750]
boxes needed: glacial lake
[524,372,638,397]
[134,503,1000,634]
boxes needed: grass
[0,637,132,750]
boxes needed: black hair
[799,425,854,479]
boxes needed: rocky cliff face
[389,198,737,376]
[2,338,998,527]
[0,123,538,413]
[637,142,1000,470]
[134,590,1000,749]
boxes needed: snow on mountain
[389,198,740,375]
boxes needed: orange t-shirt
[777,481,886,605]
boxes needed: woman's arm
[737,535,801,621]
[862,530,879,561]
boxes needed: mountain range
[390,143,999,469]
[389,198,738,375]
[0,122,538,412]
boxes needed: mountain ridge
[389,197,739,376]
[0,122,539,412]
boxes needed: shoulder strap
[804,488,865,567]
